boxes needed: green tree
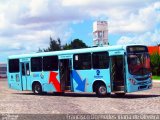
[37,48,43,53]
[39,38,89,52]
[44,37,61,52]
[70,39,88,49]
[63,43,72,50]
[150,52,160,75]
[63,39,88,50]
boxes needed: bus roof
[8,44,144,59]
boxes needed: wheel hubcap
[35,85,40,93]
[99,86,106,95]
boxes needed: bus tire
[96,84,107,97]
[33,82,42,95]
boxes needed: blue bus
[7,45,152,97]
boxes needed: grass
[152,76,160,80]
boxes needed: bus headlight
[149,73,152,79]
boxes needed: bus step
[65,90,72,92]
[113,86,124,91]
[113,81,124,86]
[65,86,71,90]
[112,91,125,93]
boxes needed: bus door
[21,62,30,90]
[59,59,72,91]
[110,55,126,92]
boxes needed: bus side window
[73,53,91,70]
[31,57,42,72]
[43,56,58,71]
[92,52,109,69]
[9,59,20,73]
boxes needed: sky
[0,0,160,62]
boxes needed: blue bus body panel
[30,71,60,92]
[8,71,60,92]
[8,73,22,91]
[72,69,111,93]
[109,50,125,56]
[8,45,125,60]
[126,73,152,92]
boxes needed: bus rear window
[9,59,19,73]
[73,53,91,70]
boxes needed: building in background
[0,63,7,78]
[93,21,108,46]
[148,46,160,54]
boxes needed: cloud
[117,29,160,45]
[62,0,160,34]
[0,0,73,52]
[0,0,84,54]
[0,0,159,62]
[28,0,49,17]
[17,0,88,25]
[63,0,160,46]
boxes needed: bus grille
[138,85,147,90]
[135,76,149,81]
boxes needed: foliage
[70,39,88,49]
[37,48,43,53]
[39,37,89,52]
[44,37,61,52]
[152,76,160,80]
[150,52,160,76]
[63,39,89,50]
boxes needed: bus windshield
[127,53,151,75]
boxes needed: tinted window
[9,59,19,73]
[43,56,58,71]
[128,53,151,75]
[92,52,109,69]
[22,63,25,75]
[73,53,91,70]
[21,63,30,76]
[31,57,42,72]
[26,63,30,75]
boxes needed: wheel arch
[92,80,106,92]
[32,81,42,91]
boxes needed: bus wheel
[33,82,42,95]
[96,84,107,97]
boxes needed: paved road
[0,79,160,116]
